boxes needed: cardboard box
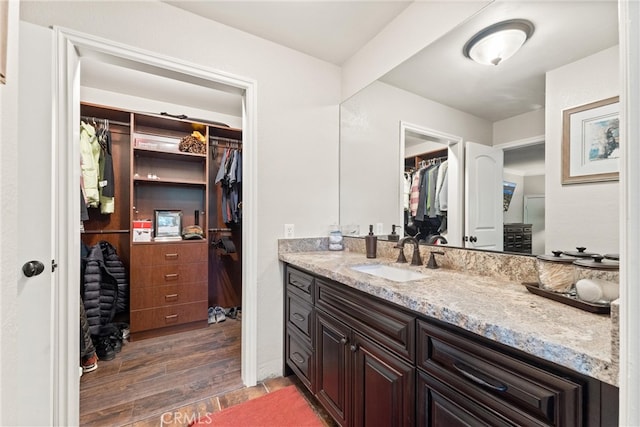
[133,220,153,242]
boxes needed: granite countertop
[279,250,618,386]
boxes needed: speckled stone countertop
[278,241,619,387]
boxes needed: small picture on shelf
[154,210,182,241]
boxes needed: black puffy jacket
[81,244,118,336]
[99,241,129,314]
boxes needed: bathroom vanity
[280,241,619,426]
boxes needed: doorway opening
[53,27,258,425]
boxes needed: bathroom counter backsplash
[278,237,619,387]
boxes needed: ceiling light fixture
[463,19,534,66]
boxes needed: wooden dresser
[130,241,208,339]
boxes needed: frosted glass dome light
[463,19,534,66]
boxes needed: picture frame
[562,96,620,184]
[154,210,182,240]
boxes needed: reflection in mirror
[339,1,620,256]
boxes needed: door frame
[399,121,463,246]
[53,27,258,425]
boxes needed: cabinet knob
[340,337,348,345]
[350,344,358,352]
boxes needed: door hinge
[51,259,58,272]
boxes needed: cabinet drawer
[286,266,314,300]
[417,320,582,426]
[316,278,415,362]
[132,242,207,266]
[131,262,207,287]
[286,329,314,392]
[130,300,208,332]
[286,291,314,339]
[130,281,207,310]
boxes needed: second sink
[351,264,427,283]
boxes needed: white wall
[493,108,545,145]
[546,46,619,254]
[20,0,341,382]
[0,0,20,423]
[340,80,492,236]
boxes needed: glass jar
[328,225,344,251]
[535,251,577,293]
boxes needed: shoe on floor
[214,306,226,323]
[82,353,98,373]
[94,336,116,361]
[208,306,216,324]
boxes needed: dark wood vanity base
[283,263,619,427]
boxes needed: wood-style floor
[80,316,334,426]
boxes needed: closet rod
[81,116,131,127]
[210,137,242,144]
[209,227,232,232]
[82,229,130,234]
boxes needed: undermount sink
[350,263,427,283]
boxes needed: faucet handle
[426,251,445,269]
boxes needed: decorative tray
[523,283,611,314]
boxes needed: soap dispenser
[387,224,400,242]
[365,224,377,258]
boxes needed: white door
[465,141,504,251]
[16,21,55,426]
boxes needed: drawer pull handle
[165,253,179,259]
[292,313,305,322]
[292,352,305,364]
[453,362,508,392]
[165,314,179,321]
[164,273,179,280]
[165,294,178,301]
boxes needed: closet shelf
[133,177,207,186]
[133,147,207,160]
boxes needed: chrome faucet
[394,236,422,266]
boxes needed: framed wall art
[562,96,620,184]
[154,210,182,240]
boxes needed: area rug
[190,385,325,427]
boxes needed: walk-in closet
[79,100,244,423]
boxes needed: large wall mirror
[339,0,620,256]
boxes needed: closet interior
[404,147,449,242]
[80,102,243,344]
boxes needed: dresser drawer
[130,281,207,310]
[286,291,314,339]
[132,241,207,266]
[285,266,314,301]
[417,320,582,426]
[130,300,208,332]
[316,278,415,362]
[131,262,207,287]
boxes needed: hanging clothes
[80,121,101,208]
[97,126,115,214]
[215,147,243,224]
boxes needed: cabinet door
[315,310,351,427]
[352,333,415,427]
[417,370,513,427]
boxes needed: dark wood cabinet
[315,309,352,426]
[352,332,414,427]
[282,264,619,427]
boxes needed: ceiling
[81,1,619,125]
